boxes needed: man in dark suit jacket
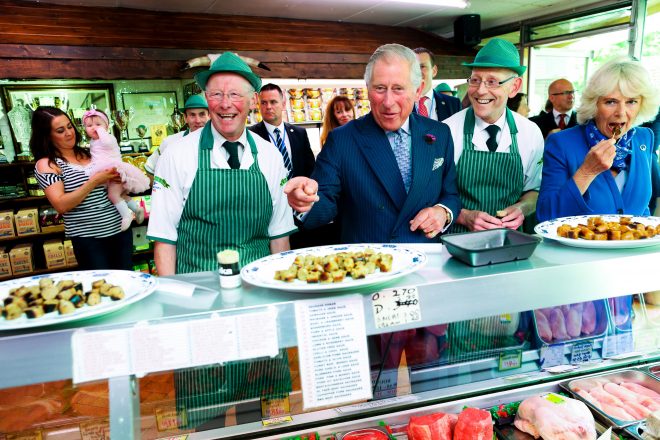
[413,47,461,122]
[249,83,315,179]
[250,83,329,249]
[285,44,461,244]
[530,78,578,138]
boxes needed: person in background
[31,106,132,270]
[537,59,660,221]
[249,82,317,248]
[434,82,457,97]
[507,92,530,118]
[443,38,544,233]
[144,94,209,176]
[147,52,296,275]
[249,83,315,179]
[530,78,578,138]
[413,47,461,121]
[320,95,356,146]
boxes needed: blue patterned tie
[274,128,292,178]
[392,129,411,192]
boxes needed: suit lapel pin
[640,144,647,151]
[432,157,444,171]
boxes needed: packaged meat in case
[532,300,608,346]
[335,425,391,439]
[564,370,660,428]
[514,393,597,439]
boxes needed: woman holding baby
[30,106,135,270]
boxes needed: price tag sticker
[498,349,522,372]
[371,286,421,329]
[602,332,634,358]
[540,343,565,369]
[155,407,181,432]
[570,340,594,365]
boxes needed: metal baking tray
[562,370,660,428]
[335,426,391,440]
[651,364,660,379]
[440,229,541,267]
[531,300,608,347]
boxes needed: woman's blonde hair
[576,58,659,126]
[320,95,356,146]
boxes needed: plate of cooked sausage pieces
[0,270,157,330]
[535,215,660,249]
[240,244,427,293]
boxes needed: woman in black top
[31,106,133,270]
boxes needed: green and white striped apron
[174,124,290,428]
[452,107,524,234]
[175,123,271,273]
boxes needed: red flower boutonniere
[425,134,436,144]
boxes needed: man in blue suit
[413,47,461,122]
[285,43,461,244]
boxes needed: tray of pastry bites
[561,370,660,429]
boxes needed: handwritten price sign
[372,286,421,329]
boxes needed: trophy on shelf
[136,125,149,153]
[67,109,89,147]
[170,108,185,133]
[112,109,134,154]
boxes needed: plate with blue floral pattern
[240,244,427,292]
[0,270,157,330]
[535,215,660,249]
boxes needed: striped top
[34,158,121,238]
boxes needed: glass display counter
[0,240,658,439]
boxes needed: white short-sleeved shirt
[443,108,544,192]
[147,125,296,244]
[144,131,186,175]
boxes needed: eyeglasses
[550,90,575,96]
[467,76,517,89]
[205,91,246,102]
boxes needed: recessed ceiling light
[390,0,469,8]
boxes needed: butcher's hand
[283,176,319,213]
[497,205,525,230]
[458,209,503,231]
[410,206,448,239]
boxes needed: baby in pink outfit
[83,109,150,231]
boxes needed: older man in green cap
[147,52,296,275]
[144,94,209,176]
[443,38,544,232]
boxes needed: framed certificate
[121,91,178,139]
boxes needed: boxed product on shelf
[0,210,15,237]
[133,260,150,273]
[14,208,40,236]
[132,226,150,251]
[43,239,66,269]
[38,205,65,232]
[9,243,33,275]
[63,239,77,266]
[0,246,11,277]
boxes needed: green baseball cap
[462,38,527,76]
[194,52,262,92]
[434,82,456,95]
[180,94,208,111]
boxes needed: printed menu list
[295,295,372,410]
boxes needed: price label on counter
[371,286,421,329]
[540,343,565,369]
[570,340,594,365]
[602,332,634,358]
[498,349,522,372]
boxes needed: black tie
[485,125,500,152]
[223,141,241,169]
